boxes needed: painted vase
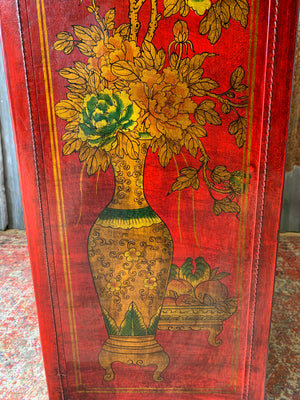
[87,140,173,382]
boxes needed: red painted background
[0,0,298,398]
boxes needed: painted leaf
[65,120,79,131]
[168,264,179,281]
[59,68,86,85]
[190,78,219,96]
[86,149,100,176]
[189,53,215,71]
[180,258,194,280]
[67,83,87,94]
[199,6,223,45]
[169,167,199,193]
[147,307,162,335]
[230,66,245,90]
[157,140,174,168]
[169,53,179,70]
[180,3,190,17]
[192,257,211,285]
[186,124,207,138]
[90,24,104,41]
[53,32,74,55]
[222,102,231,114]
[101,307,119,335]
[154,49,166,71]
[215,271,231,280]
[116,132,139,160]
[88,72,102,94]
[163,0,184,18]
[104,8,115,30]
[228,116,247,148]
[224,0,249,28]
[211,165,231,183]
[76,42,95,57]
[187,69,204,84]
[72,25,97,46]
[207,10,222,45]
[213,197,240,215]
[74,61,91,79]
[78,144,92,162]
[195,100,222,126]
[142,40,157,68]
[184,130,201,158]
[62,130,77,141]
[62,138,81,156]
[55,100,80,121]
[215,1,231,25]
[115,23,130,38]
[119,302,147,336]
[67,93,83,104]
[111,61,139,81]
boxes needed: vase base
[98,335,169,382]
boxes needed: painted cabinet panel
[0,0,298,399]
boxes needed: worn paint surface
[0,0,298,399]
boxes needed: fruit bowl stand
[158,299,238,347]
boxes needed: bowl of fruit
[158,257,237,346]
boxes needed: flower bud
[172,20,189,43]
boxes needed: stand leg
[207,323,223,346]
[98,350,115,381]
[152,351,170,382]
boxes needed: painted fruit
[194,280,228,304]
[163,297,177,306]
[166,279,194,298]
[176,294,201,306]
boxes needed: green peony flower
[78,89,140,151]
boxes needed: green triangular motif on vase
[119,302,148,336]
[147,306,162,335]
[101,307,119,335]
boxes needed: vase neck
[108,140,150,210]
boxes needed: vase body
[87,140,173,381]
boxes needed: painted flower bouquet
[54,0,249,216]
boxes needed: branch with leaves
[53,0,250,217]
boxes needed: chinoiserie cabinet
[0,0,298,399]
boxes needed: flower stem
[198,142,232,195]
[207,92,248,108]
[176,43,183,70]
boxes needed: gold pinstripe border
[35,0,259,394]
[36,0,82,389]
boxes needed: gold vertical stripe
[231,0,255,386]
[192,189,200,250]
[173,156,183,243]
[39,3,82,383]
[36,0,81,388]
[233,0,261,389]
